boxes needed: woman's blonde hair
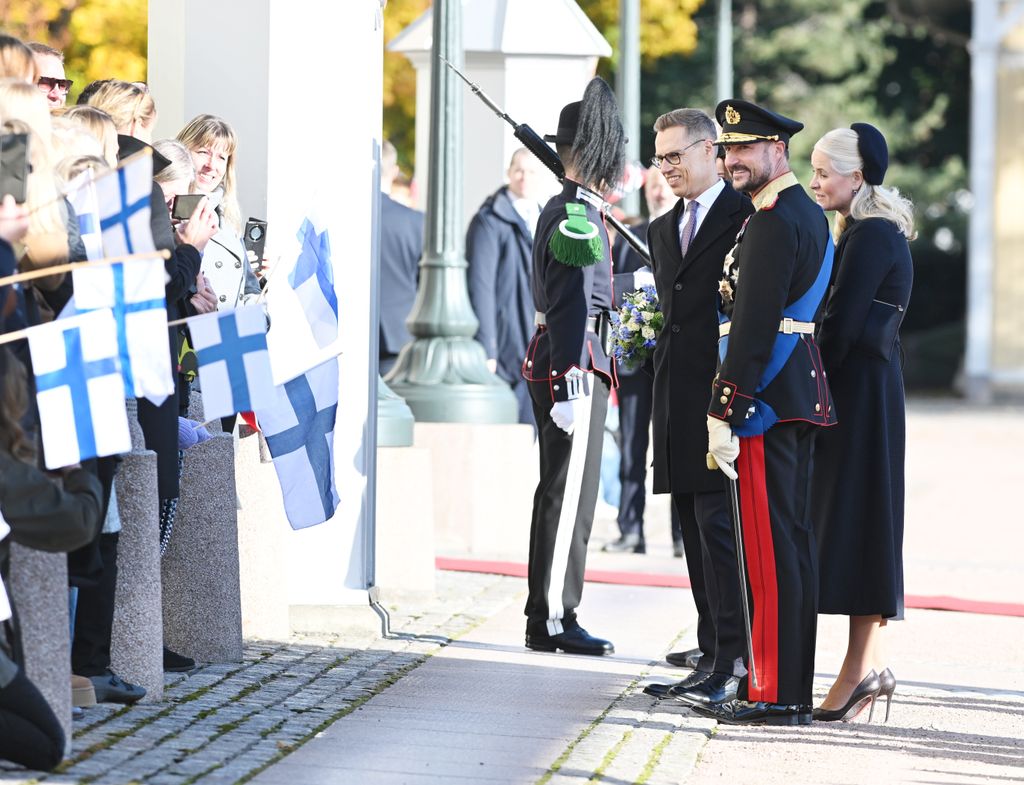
[152,139,196,188]
[814,127,917,241]
[0,348,35,463]
[50,116,105,186]
[83,79,156,136]
[63,104,119,167]
[0,80,67,265]
[0,34,36,83]
[56,154,111,185]
[176,114,242,233]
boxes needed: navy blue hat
[714,99,803,146]
[850,122,888,185]
[543,101,581,145]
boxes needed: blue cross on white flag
[96,153,155,257]
[72,258,174,406]
[189,306,275,421]
[289,214,338,348]
[67,169,103,261]
[27,309,131,469]
[255,356,340,529]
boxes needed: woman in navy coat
[808,123,915,723]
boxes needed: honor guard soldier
[695,100,837,726]
[521,78,625,656]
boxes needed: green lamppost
[386,0,517,424]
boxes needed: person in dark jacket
[0,345,103,771]
[379,139,424,375]
[466,148,545,427]
[695,100,836,727]
[637,109,754,709]
[808,124,914,723]
[521,78,624,657]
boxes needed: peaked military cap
[714,99,804,146]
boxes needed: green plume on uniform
[549,203,602,267]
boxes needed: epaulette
[760,193,780,211]
[549,202,602,267]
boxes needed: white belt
[718,318,815,338]
[536,311,602,332]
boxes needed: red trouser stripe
[737,435,779,703]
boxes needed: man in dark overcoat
[378,140,424,375]
[639,109,754,708]
[466,148,545,427]
[697,100,837,726]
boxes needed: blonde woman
[0,35,36,83]
[63,105,119,166]
[81,79,156,142]
[808,123,915,723]
[176,114,260,309]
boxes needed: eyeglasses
[37,76,73,95]
[651,138,709,168]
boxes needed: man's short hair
[28,42,63,62]
[382,139,397,170]
[508,147,530,168]
[653,109,717,145]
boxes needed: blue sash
[718,235,835,436]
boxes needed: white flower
[641,326,655,340]
[641,311,652,323]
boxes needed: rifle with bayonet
[441,57,652,265]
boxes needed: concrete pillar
[110,400,163,700]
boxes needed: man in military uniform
[521,78,625,656]
[695,100,836,726]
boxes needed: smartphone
[243,218,268,270]
[171,193,205,220]
[0,133,30,204]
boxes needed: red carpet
[435,557,1024,619]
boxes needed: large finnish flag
[288,214,338,348]
[255,356,340,529]
[95,153,155,257]
[189,306,275,421]
[73,258,174,406]
[66,169,103,261]
[27,309,131,469]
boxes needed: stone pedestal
[413,422,537,557]
[234,431,290,641]
[110,402,164,700]
[161,431,243,663]
[375,446,436,597]
[9,545,71,754]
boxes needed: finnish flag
[96,153,155,257]
[27,309,131,469]
[255,356,340,529]
[72,257,174,406]
[289,214,338,348]
[189,306,275,421]
[66,169,103,261]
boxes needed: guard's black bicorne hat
[713,99,803,146]
[543,101,581,145]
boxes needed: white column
[148,1,382,603]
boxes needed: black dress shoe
[602,533,646,554]
[525,626,614,656]
[163,646,196,673]
[669,673,740,707]
[643,669,711,698]
[665,648,702,669]
[691,699,813,726]
[89,669,146,704]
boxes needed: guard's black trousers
[673,490,746,678]
[735,423,818,706]
[525,377,609,635]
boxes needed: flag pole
[0,249,172,289]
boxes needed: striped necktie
[679,200,699,258]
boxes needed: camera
[0,133,30,204]
[243,218,267,270]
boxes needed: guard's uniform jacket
[708,172,837,435]
[522,179,617,401]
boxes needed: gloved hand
[633,268,656,290]
[550,401,576,435]
[707,416,739,480]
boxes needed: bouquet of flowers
[610,285,663,370]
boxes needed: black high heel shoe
[813,670,881,722]
[877,668,896,723]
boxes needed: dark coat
[812,217,913,618]
[650,185,754,494]
[379,194,424,357]
[466,186,537,424]
[707,177,836,435]
[522,180,616,402]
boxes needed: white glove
[633,268,656,290]
[707,416,739,480]
[550,401,576,435]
